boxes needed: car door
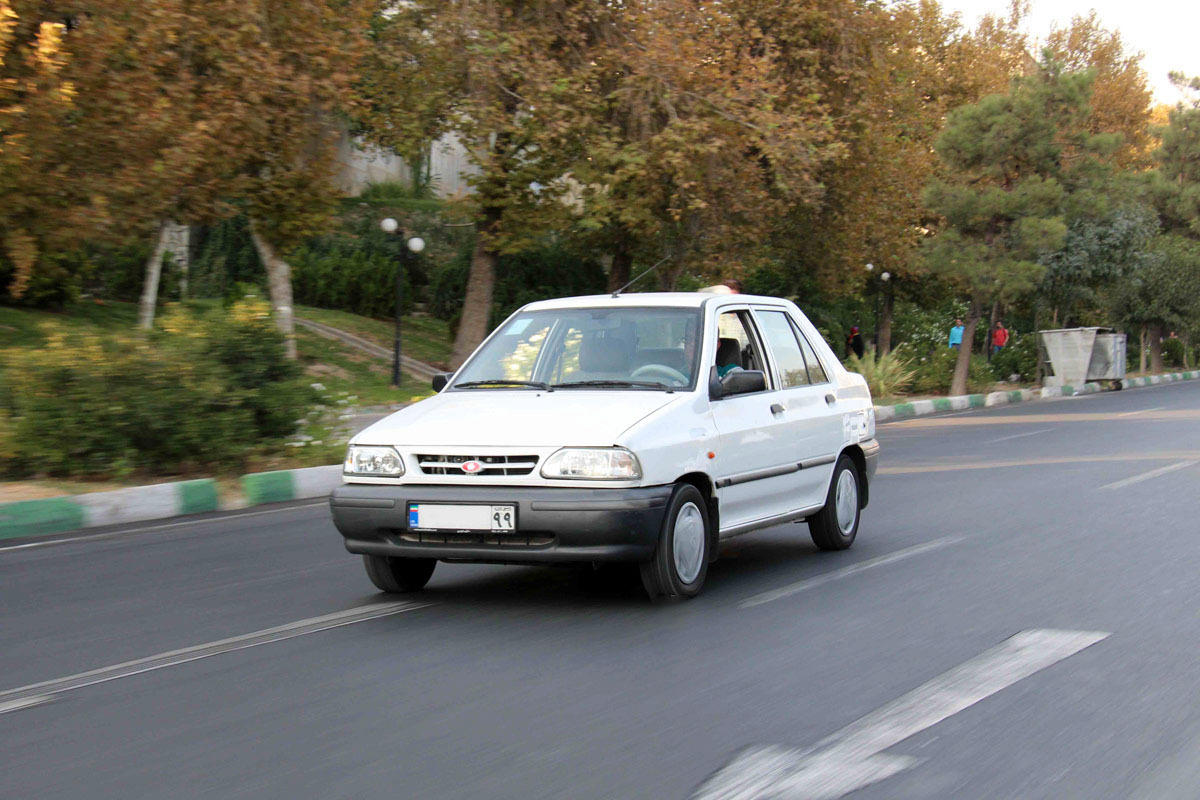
[751,307,845,510]
[708,308,802,532]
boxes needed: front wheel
[640,484,711,601]
[363,555,437,593]
[808,455,861,551]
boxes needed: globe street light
[380,218,425,388]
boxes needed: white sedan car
[331,292,878,600]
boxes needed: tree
[570,0,848,293]
[1045,12,1152,169]
[0,2,75,300]
[6,1,367,353]
[923,58,1114,396]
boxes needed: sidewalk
[295,317,441,380]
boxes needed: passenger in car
[716,337,744,378]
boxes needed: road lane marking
[693,629,1111,800]
[0,696,53,715]
[739,537,964,609]
[1100,460,1199,491]
[881,451,1200,475]
[987,428,1053,443]
[0,500,328,553]
[0,600,432,714]
[1115,406,1165,417]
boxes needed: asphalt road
[4,382,1200,799]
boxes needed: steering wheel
[631,364,689,386]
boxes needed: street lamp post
[380,218,425,388]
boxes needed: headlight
[540,447,642,480]
[344,445,405,477]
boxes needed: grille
[416,454,539,476]
[398,530,554,547]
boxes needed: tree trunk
[248,222,298,360]
[162,222,190,300]
[451,231,499,368]
[1139,325,1147,374]
[1183,332,1192,369]
[607,241,632,293]
[1148,322,1164,374]
[949,298,982,397]
[137,221,171,330]
[877,284,894,355]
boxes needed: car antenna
[612,256,670,298]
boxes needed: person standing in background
[949,318,964,349]
[847,326,865,359]
[992,321,1009,355]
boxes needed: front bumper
[330,483,673,564]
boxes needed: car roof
[519,292,792,312]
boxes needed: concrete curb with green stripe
[874,369,1200,422]
[3,370,1199,542]
[0,466,342,542]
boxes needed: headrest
[717,337,742,367]
[579,330,633,373]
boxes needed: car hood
[352,390,682,448]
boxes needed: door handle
[770,403,785,415]
[824,393,836,404]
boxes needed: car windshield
[451,306,702,391]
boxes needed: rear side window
[756,310,810,387]
[792,319,828,384]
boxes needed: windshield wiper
[551,379,673,392]
[454,379,551,390]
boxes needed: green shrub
[291,241,413,319]
[844,347,915,399]
[990,331,1038,382]
[0,298,311,478]
[1163,336,1186,368]
[905,345,994,395]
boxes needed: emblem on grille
[461,460,483,474]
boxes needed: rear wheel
[363,555,437,593]
[808,455,861,551]
[640,484,711,601]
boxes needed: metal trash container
[1038,327,1127,387]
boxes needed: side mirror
[431,372,452,392]
[709,367,766,399]
[722,369,766,397]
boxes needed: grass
[294,304,453,368]
[0,300,139,346]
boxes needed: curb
[4,369,1199,542]
[0,466,342,542]
[0,478,219,541]
[874,369,1200,422]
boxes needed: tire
[808,454,861,551]
[640,484,711,601]
[363,555,437,593]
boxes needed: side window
[715,310,770,383]
[792,319,828,384]
[756,310,810,387]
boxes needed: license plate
[407,503,516,532]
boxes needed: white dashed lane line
[1099,460,1198,491]
[739,537,964,609]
